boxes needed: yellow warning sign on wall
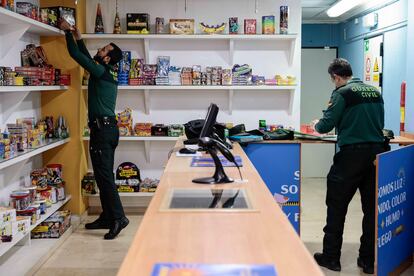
[374,58,379,72]
[373,74,379,82]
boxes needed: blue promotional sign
[376,145,414,276]
[243,144,301,233]
[151,263,277,275]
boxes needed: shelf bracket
[0,24,30,59]
[144,38,150,63]
[229,39,234,65]
[144,141,151,163]
[144,89,150,115]
[17,232,31,246]
[289,39,296,66]
[0,91,31,126]
[228,89,234,115]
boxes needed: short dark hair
[328,58,353,78]
[108,42,122,65]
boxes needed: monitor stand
[192,146,234,184]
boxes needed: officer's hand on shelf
[59,19,74,32]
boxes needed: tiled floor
[35,178,414,276]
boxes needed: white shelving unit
[30,195,72,231]
[83,136,178,162]
[0,220,30,258]
[82,85,296,114]
[88,192,154,197]
[0,7,63,58]
[0,195,71,259]
[0,138,71,170]
[0,225,74,275]
[0,5,72,273]
[81,33,297,65]
[0,86,69,93]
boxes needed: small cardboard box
[31,210,71,239]
[12,217,31,236]
[126,13,150,34]
[0,207,16,224]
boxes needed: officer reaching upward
[313,58,388,274]
[60,20,129,240]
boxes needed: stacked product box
[155,56,170,85]
[129,59,144,86]
[0,207,30,242]
[14,67,57,86]
[118,51,131,86]
[31,210,71,239]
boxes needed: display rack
[0,225,74,275]
[0,138,70,170]
[0,195,71,259]
[0,7,63,58]
[82,85,296,114]
[83,136,178,162]
[0,86,69,93]
[82,33,297,65]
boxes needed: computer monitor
[199,103,219,139]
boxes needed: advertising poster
[376,145,414,275]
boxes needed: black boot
[104,217,129,240]
[85,217,110,230]
[357,257,374,274]
[314,253,341,271]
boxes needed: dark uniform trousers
[323,143,388,265]
[89,121,125,223]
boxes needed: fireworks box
[31,210,71,239]
[15,67,55,86]
[134,123,152,136]
[127,13,150,34]
[45,6,76,28]
[151,124,169,136]
[168,124,184,137]
[59,74,71,86]
[0,207,16,224]
[81,172,98,195]
[16,2,38,20]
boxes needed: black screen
[199,103,219,138]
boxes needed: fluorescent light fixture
[327,0,368,17]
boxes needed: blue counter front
[243,143,301,233]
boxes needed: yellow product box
[0,207,16,224]
[12,216,30,236]
[0,221,12,236]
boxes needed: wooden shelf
[0,138,70,170]
[0,86,69,93]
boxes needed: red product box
[59,74,71,86]
[244,19,257,35]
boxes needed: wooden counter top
[118,141,323,276]
[252,136,414,145]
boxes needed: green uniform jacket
[315,78,384,147]
[65,31,118,120]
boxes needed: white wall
[301,48,336,178]
[0,33,42,205]
[84,0,302,179]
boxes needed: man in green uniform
[313,58,388,274]
[60,21,129,240]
